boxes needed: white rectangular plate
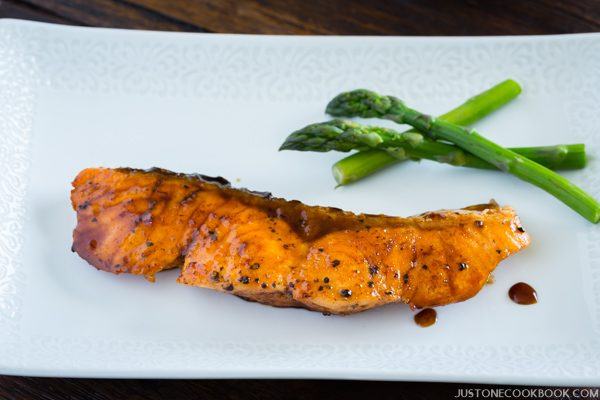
[1,19,599,384]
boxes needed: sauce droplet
[414,308,437,327]
[508,282,537,305]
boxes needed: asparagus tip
[326,89,392,117]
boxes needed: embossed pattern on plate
[0,19,599,383]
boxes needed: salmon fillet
[71,167,530,314]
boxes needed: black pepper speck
[239,276,250,284]
[223,284,234,291]
[323,277,330,283]
[340,289,352,298]
[332,259,340,268]
[369,265,379,275]
[458,262,469,271]
[403,273,409,284]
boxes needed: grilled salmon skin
[71,167,530,314]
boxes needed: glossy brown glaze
[71,167,531,314]
[414,308,437,327]
[508,282,538,305]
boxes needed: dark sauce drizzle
[414,308,437,327]
[508,282,537,305]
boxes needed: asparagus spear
[334,79,523,184]
[325,90,600,223]
[281,119,586,173]
[334,144,586,186]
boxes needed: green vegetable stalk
[281,120,586,182]
[333,79,523,185]
[324,89,600,223]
